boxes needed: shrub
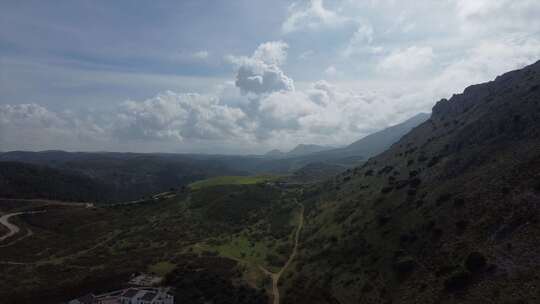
[418,155,428,162]
[377,214,392,226]
[465,252,487,273]
[409,178,421,188]
[436,193,453,204]
[445,270,470,292]
[381,186,394,194]
[453,198,465,207]
[455,220,468,235]
[377,166,394,175]
[534,181,540,192]
[393,256,416,274]
[361,282,374,292]
[427,156,441,167]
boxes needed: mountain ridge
[281,60,540,303]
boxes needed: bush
[427,156,441,167]
[377,214,392,226]
[534,181,540,192]
[465,252,487,272]
[453,198,465,207]
[393,256,416,274]
[381,186,394,194]
[436,193,453,204]
[409,178,421,188]
[445,270,470,292]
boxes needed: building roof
[121,289,139,298]
[141,292,157,301]
[77,294,96,304]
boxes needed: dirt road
[260,202,304,304]
[0,211,45,243]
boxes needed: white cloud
[377,46,434,74]
[429,35,540,100]
[0,40,435,153]
[192,50,209,60]
[324,65,338,76]
[342,22,379,57]
[252,41,289,66]
[0,103,105,151]
[227,41,294,95]
[454,0,540,35]
[113,91,248,142]
[282,0,349,33]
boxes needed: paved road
[0,211,45,243]
[260,201,304,304]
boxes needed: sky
[1,0,540,154]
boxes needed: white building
[119,288,173,304]
[69,287,173,304]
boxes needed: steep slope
[282,61,540,304]
[288,162,347,183]
[343,113,430,156]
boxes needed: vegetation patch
[188,175,279,190]
[148,261,176,276]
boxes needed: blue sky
[1,0,540,153]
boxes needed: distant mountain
[0,113,430,200]
[264,144,336,159]
[287,144,336,157]
[342,113,430,156]
[257,113,431,171]
[0,152,245,203]
[283,60,540,303]
[264,149,285,157]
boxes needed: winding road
[0,211,45,244]
[260,202,304,304]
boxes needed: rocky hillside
[282,61,540,303]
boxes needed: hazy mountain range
[0,113,429,202]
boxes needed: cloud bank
[2,0,540,153]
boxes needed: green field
[188,175,280,190]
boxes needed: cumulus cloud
[227,41,294,95]
[113,91,248,142]
[252,41,289,65]
[282,0,349,33]
[0,104,105,151]
[0,40,433,153]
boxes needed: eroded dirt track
[260,202,304,304]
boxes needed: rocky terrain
[281,60,540,304]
